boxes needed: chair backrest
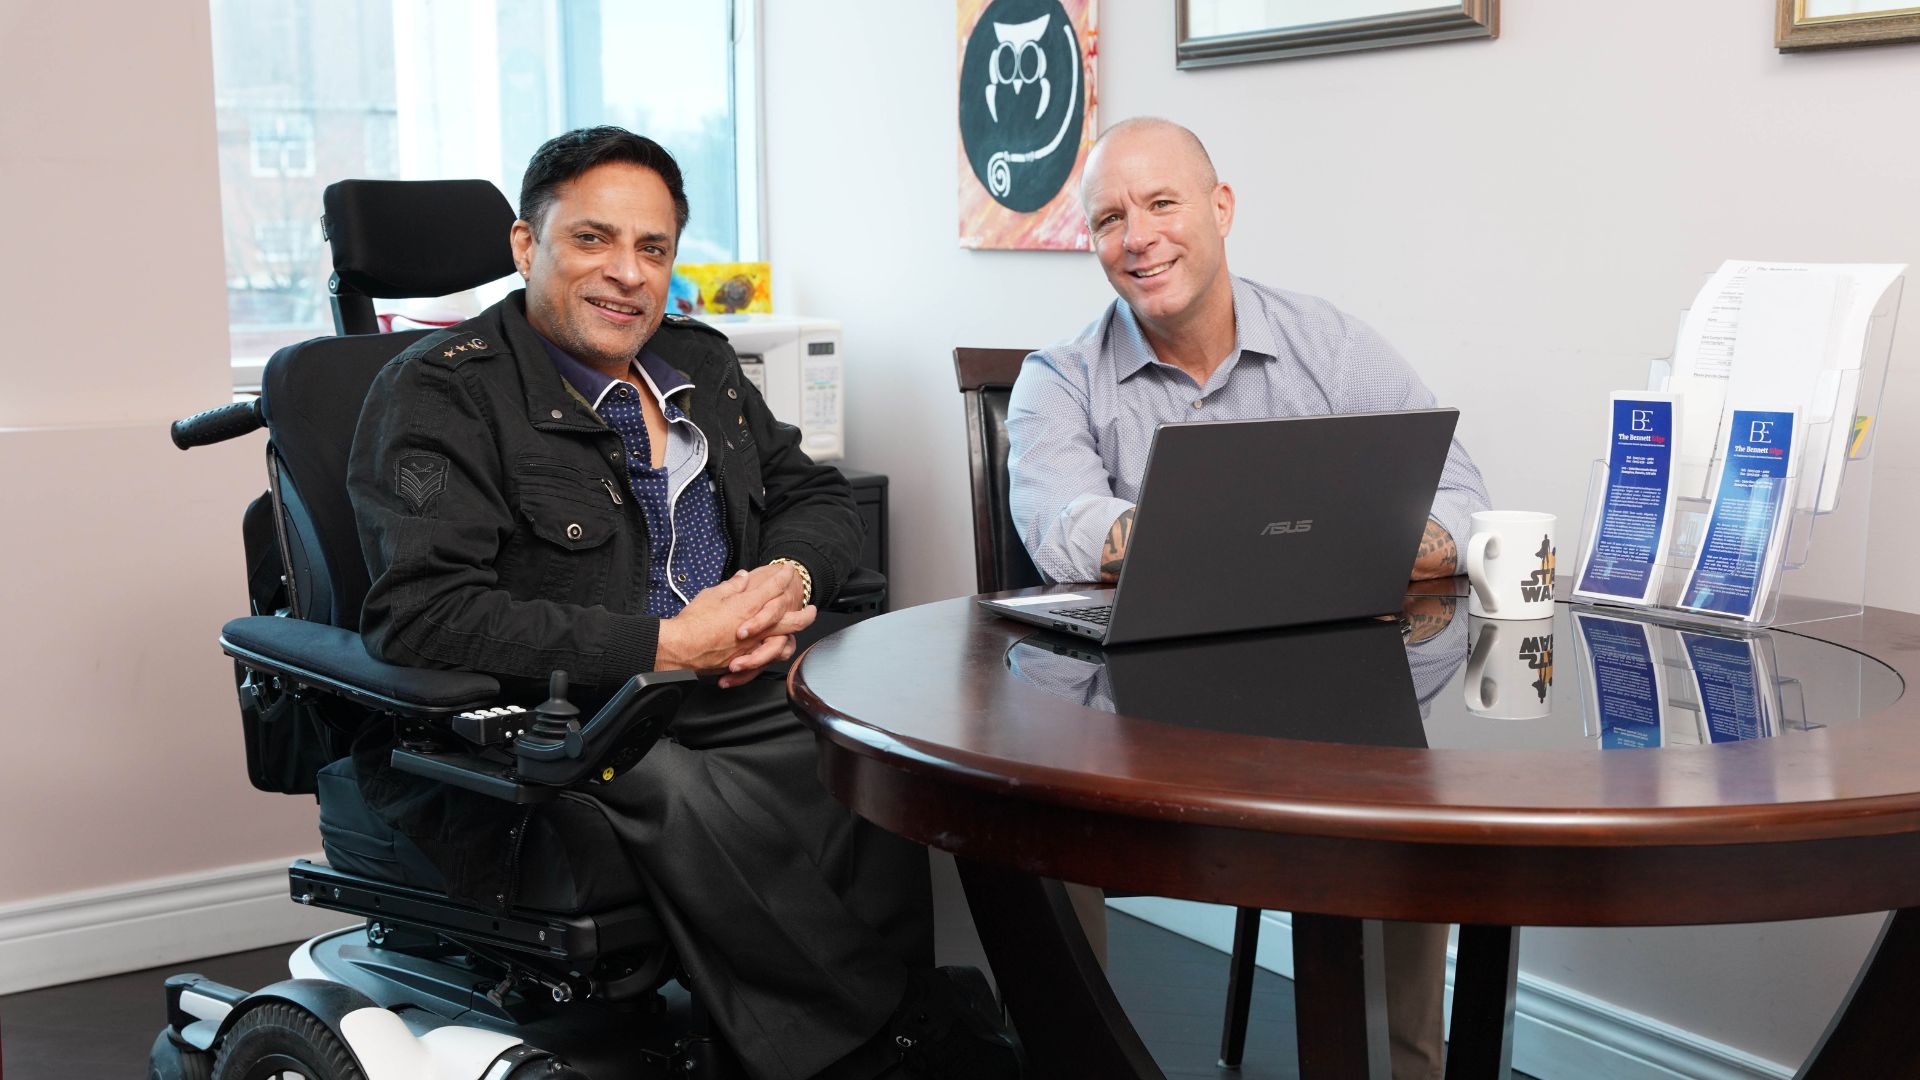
[322,178,519,334]
[953,348,1045,593]
[258,178,518,626]
[261,331,432,629]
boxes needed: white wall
[762,1,1919,1068]
[765,1,1920,616]
[0,1,321,908]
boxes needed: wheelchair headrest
[323,179,518,299]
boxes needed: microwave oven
[707,314,844,462]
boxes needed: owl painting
[958,0,1097,251]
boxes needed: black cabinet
[795,467,887,652]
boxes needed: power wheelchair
[149,179,885,1080]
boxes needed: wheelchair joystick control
[522,671,585,760]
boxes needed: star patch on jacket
[396,452,449,514]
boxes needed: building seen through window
[210,0,750,374]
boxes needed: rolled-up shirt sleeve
[1337,317,1491,548]
[1005,351,1133,584]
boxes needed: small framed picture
[1777,0,1920,51]
[1175,0,1496,68]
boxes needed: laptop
[979,408,1459,645]
[1004,619,1426,747]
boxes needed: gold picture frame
[1175,0,1496,68]
[1777,0,1920,51]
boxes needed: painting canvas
[671,262,773,315]
[958,0,1098,251]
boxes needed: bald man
[1004,118,1490,1079]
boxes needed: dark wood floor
[0,911,1524,1079]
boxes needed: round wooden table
[789,589,1918,1079]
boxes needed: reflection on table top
[1001,598,1904,753]
[792,590,1920,922]
[789,589,1920,851]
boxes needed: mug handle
[1467,531,1500,614]
[1464,622,1498,710]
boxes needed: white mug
[1463,616,1555,720]
[1466,510,1557,620]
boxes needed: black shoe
[886,966,1023,1079]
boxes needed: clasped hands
[655,563,814,689]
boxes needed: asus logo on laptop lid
[1260,519,1313,536]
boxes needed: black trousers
[586,680,933,1080]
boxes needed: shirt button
[676,572,688,582]
[1192,398,1205,409]
[565,523,583,540]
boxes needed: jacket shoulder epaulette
[659,312,729,340]
[410,327,505,369]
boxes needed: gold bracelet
[767,558,813,606]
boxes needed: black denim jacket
[344,292,861,903]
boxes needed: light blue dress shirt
[1006,275,1492,584]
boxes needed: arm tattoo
[1412,519,1458,580]
[1099,508,1137,583]
[1403,596,1457,644]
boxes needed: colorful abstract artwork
[671,262,773,315]
[957,0,1098,251]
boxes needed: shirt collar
[1107,274,1281,384]
[538,334,696,412]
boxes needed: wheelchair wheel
[148,1028,213,1080]
[211,1002,364,1080]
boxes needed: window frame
[247,113,316,179]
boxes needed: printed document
[1665,260,1903,510]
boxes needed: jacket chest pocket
[514,494,624,608]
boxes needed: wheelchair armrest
[390,670,699,803]
[829,567,887,613]
[221,616,500,718]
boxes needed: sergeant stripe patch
[396,452,449,514]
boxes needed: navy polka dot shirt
[540,337,730,618]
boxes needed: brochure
[1575,613,1664,750]
[1575,392,1682,605]
[1678,631,1773,744]
[1680,408,1801,621]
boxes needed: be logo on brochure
[1630,409,1667,442]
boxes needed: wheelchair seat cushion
[316,757,649,915]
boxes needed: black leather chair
[953,346,1267,1071]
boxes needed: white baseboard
[0,856,356,995]
[1106,898,1795,1080]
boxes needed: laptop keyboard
[1050,604,1113,625]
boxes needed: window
[251,219,314,266]
[209,0,759,382]
[250,114,316,177]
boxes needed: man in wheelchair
[329,127,1019,1080]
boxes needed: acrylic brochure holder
[1572,276,1901,628]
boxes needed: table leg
[953,858,1164,1079]
[1292,913,1391,1080]
[1445,925,1519,1080]
[1219,906,1263,1068]
[1798,907,1920,1079]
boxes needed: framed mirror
[1175,0,1497,68]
